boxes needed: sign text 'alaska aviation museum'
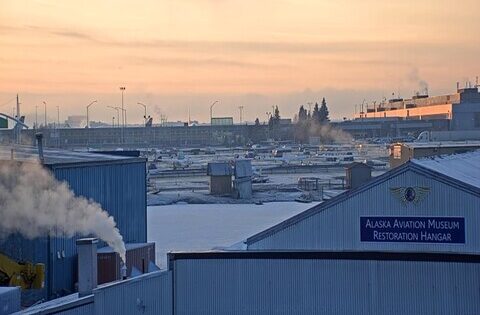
[360,217,465,244]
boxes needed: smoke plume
[310,122,353,143]
[408,67,429,95]
[0,161,126,262]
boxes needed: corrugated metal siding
[248,168,480,253]
[94,271,172,315]
[45,161,147,297]
[0,160,146,302]
[0,287,21,315]
[173,257,480,315]
[50,303,94,315]
[51,161,147,243]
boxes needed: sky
[0,0,479,125]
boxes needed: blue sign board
[360,216,465,244]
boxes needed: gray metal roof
[402,141,480,149]
[207,162,232,176]
[246,152,480,246]
[412,150,480,189]
[0,145,145,166]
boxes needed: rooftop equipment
[76,238,98,297]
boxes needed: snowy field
[147,202,317,269]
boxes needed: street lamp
[86,100,98,128]
[210,100,219,124]
[43,101,47,127]
[107,106,120,127]
[119,87,126,126]
[137,102,147,125]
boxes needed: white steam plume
[0,161,126,262]
[310,123,353,143]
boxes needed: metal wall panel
[173,257,480,315]
[51,161,147,243]
[0,160,146,302]
[94,271,172,315]
[44,161,147,297]
[248,168,480,253]
[50,303,94,315]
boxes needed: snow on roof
[412,150,480,189]
[0,145,143,165]
[404,141,480,149]
[207,162,232,176]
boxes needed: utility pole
[35,105,38,129]
[56,106,60,125]
[16,94,20,119]
[120,86,126,143]
[307,102,313,113]
[238,106,244,123]
[43,101,47,127]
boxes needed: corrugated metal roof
[412,150,480,189]
[1,145,144,166]
[246,153,480,246]
[403,141,480,148]
[97,243,155,253]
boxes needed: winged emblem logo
[390,186,430,204]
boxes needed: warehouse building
[389,141,480,168]
[355,86,480,131]
[0,144,147,303]
[13,151,480,314]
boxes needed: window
[393,145,401,159]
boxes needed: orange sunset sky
[1,0,479,124]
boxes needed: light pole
[120,87,126,126]
[137,102,147,125]
[56,106,60,126]
[35,105,38,129]
[107,106,120,127]
[210,100,219,124]
[120,87,126,144]
[43,101,47,127]
[86,100,97,128]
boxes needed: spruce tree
[319,98,330,123]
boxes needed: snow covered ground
[147,202,318,269]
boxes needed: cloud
[134,56,286,69]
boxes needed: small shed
[234,159,253,178]
[233,177,253,199]
[97,243,156,284]
[345,162,372,189]
[207,162,233,195]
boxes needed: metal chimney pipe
[35,133,44,163]
[76,238,98,297]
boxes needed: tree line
[294,98,330,143]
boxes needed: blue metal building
[14,151,480,314]
[246,151,480,252]
[0,146,146,301]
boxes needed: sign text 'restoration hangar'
[360,216,465,244]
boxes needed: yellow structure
[0,252,45,290]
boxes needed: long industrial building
[0,144,147,303]
[356,86,480,130]
[12,150,480,314]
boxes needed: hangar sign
[360,216,465,244]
